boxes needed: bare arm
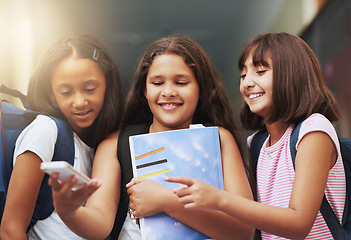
[51,131,121,240]
[167,131,336,239]
[0,152,44,240]
[128,127,254,240]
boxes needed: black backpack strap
[289,121,302,163]
[317,139,350,240]
[29,117,74,229]
[250,128,269,179]
[249,129,269,240]
[340,138,351,237]
[110,123,149,239]
[290,121,345,239]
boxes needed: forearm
[0,153,44,240]
[58,207,113,240]
[217,192,314,239]
[164,193,254,240]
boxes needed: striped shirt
[248,113,346,239]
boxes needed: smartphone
[40,161,90,187]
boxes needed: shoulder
[217,126,231,138]
[97,131,119,150]
[300,113,337,138]
[94,131,119,165]
[30,115,57,129]
[298,113,340,153]
[19,115,58,139]
[14,115,58,162]
[217,126,238,146]
[304,113,332,126]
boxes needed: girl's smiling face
[240,52,273,120]
[51,57,106,138]
[145,53,200,132]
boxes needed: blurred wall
[301,0,351,138]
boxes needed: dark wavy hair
[238,32,340,131]
[123,34,244,156]
[27,34,124,149]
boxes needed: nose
[72,92,87,108]
[241,73,255,89]
[161,83,177,97]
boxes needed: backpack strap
[251,121,345,239]
[340,138,351,238]
[250,127,269,180]
[110,123,150,239]
[290,121,344,240]
[28,117,74,229]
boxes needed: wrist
[161,189,179,214]
[216,190,231,212]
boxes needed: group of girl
[0,31,344,240]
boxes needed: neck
[265,121,289,146]
[149,124,179,133]
[149,121,191,133]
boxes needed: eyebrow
[148,74,192,79]
[55,79,100,88]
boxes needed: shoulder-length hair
[27,34,124,148]
[238,32,340,130]
[123,34,244,155]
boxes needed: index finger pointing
[164,176,195,186]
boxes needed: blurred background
[0,0,350,137]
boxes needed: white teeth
[163,103,177,107]
[76,111,89,115]
[249,93,263,99]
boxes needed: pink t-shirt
[248,113,346,239]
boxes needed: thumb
[48,172,63,191]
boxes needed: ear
[50,94,59,107]
[144,88,148,100]
[50,94,56,102]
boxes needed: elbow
[0,224,24,240]
[239,225,255,240]
[246,226,256,240]
[216,224,255,240]
[292,227,311,240]
[0,227,6,240]
[289,232,310,240]
[283,223,313,240]
[233,226,255,240]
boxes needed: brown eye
[152,81,163,86]
[85,88,96,93]
[257,70,266,75]
[60,90,72,96]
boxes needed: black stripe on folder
[136,159,168,169]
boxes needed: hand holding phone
[41,161,90,187]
